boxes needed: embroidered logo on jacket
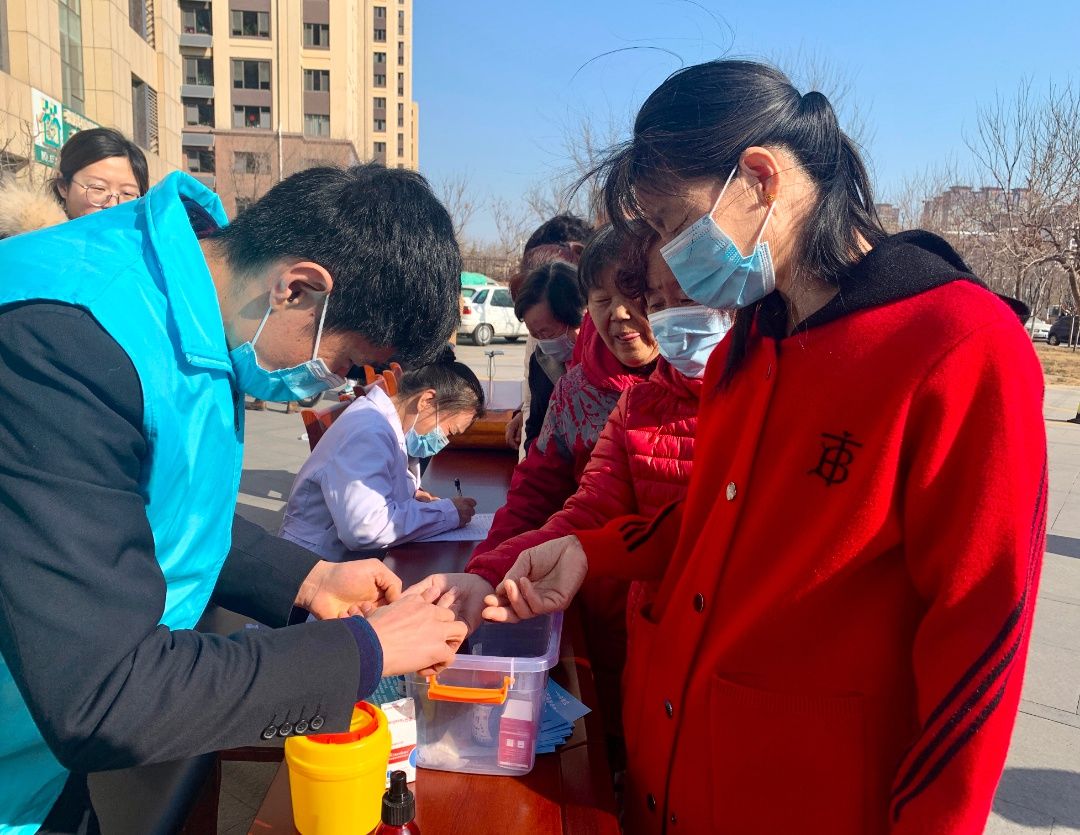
[810,431,863,486]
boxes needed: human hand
[366,585,468,676]
[404,572,494,634]
[505,411,523,448]
[481,536,588,623]
[415,488,439,502]
[451,496,477,527]
[297,559,402,620]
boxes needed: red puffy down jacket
[467,358,701,590]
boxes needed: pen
[454,478,463,497]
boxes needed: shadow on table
[996,768,1080,826]
[1045,534,1080,560]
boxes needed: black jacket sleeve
[524,352,555,452]
[0,302,378,773]
[215,515,319,627]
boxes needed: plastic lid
[382,770,416,826]
[310,702,378,745]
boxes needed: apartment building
[179,0,418,216]
[0,1,417,218]
[0,0,183,184]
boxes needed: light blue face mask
[660,165,777,310]
[229,296,346,402]
[536,330,575,363]
[405,403,449,458]
[647,305,732,379]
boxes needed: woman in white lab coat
[280,353,484,559]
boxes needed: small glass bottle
[375,770,420,834]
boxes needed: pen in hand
[454,478,463,497]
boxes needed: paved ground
[220,357,1080,832]
[987,386,1080,834]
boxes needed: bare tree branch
[437,172,478,240]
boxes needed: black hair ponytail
[591,60,886,386]
[398,351,486,420]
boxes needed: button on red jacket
[575,232,1047,834]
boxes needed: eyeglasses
[69,179,141,208]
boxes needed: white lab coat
[279,386,459,560]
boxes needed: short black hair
[52,127,149,200]
[523,214,593,253]
[210,164,461,365]
[398,346,485,421]
[577,221,657,298]
[513,261,585,326]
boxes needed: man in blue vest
[0,165,468,833]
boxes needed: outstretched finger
[437,588,459,609]
[519,577,552,616]
[480,604,516,623]
[505,579,535,622]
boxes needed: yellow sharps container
[285,701,391,834]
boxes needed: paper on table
[416,513,495,543]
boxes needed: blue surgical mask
[405,404,449,458]
[660,165,777,310]
[648,305,732,379]
[536,330,575,363]
[229,296,346,402]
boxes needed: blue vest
[0,173,242,833]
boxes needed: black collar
[757,230,1028,339]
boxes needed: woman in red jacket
[465,240,727,627]
[483,60,1046,835]
[472,225,660,559]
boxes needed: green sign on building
[31,88,99,169]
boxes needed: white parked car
[1026,316,1051,340]
[459,285,526,346]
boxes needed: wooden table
[246,447,620,835]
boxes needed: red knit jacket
[472,322,651,555]
[574,233,1047,835]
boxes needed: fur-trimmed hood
[0,181,67,239]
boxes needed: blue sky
[414,0,1080,244]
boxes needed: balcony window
[303,22,329,47]
[374,27,385,41]
[231,10,269,38]
[233,104,271,129]
[233,151,270,174]
[183,98,214,126]
[374,118,385,131]
[185,148,215,173]
[303,69,329,92]
[374,73,385,87]
[184,57,213,86]
[304,113,330,137]
[233,59,271,90]
[181,2,211,34]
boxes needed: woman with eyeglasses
[51,127,149,220]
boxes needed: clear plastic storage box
[405,612,563,776]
